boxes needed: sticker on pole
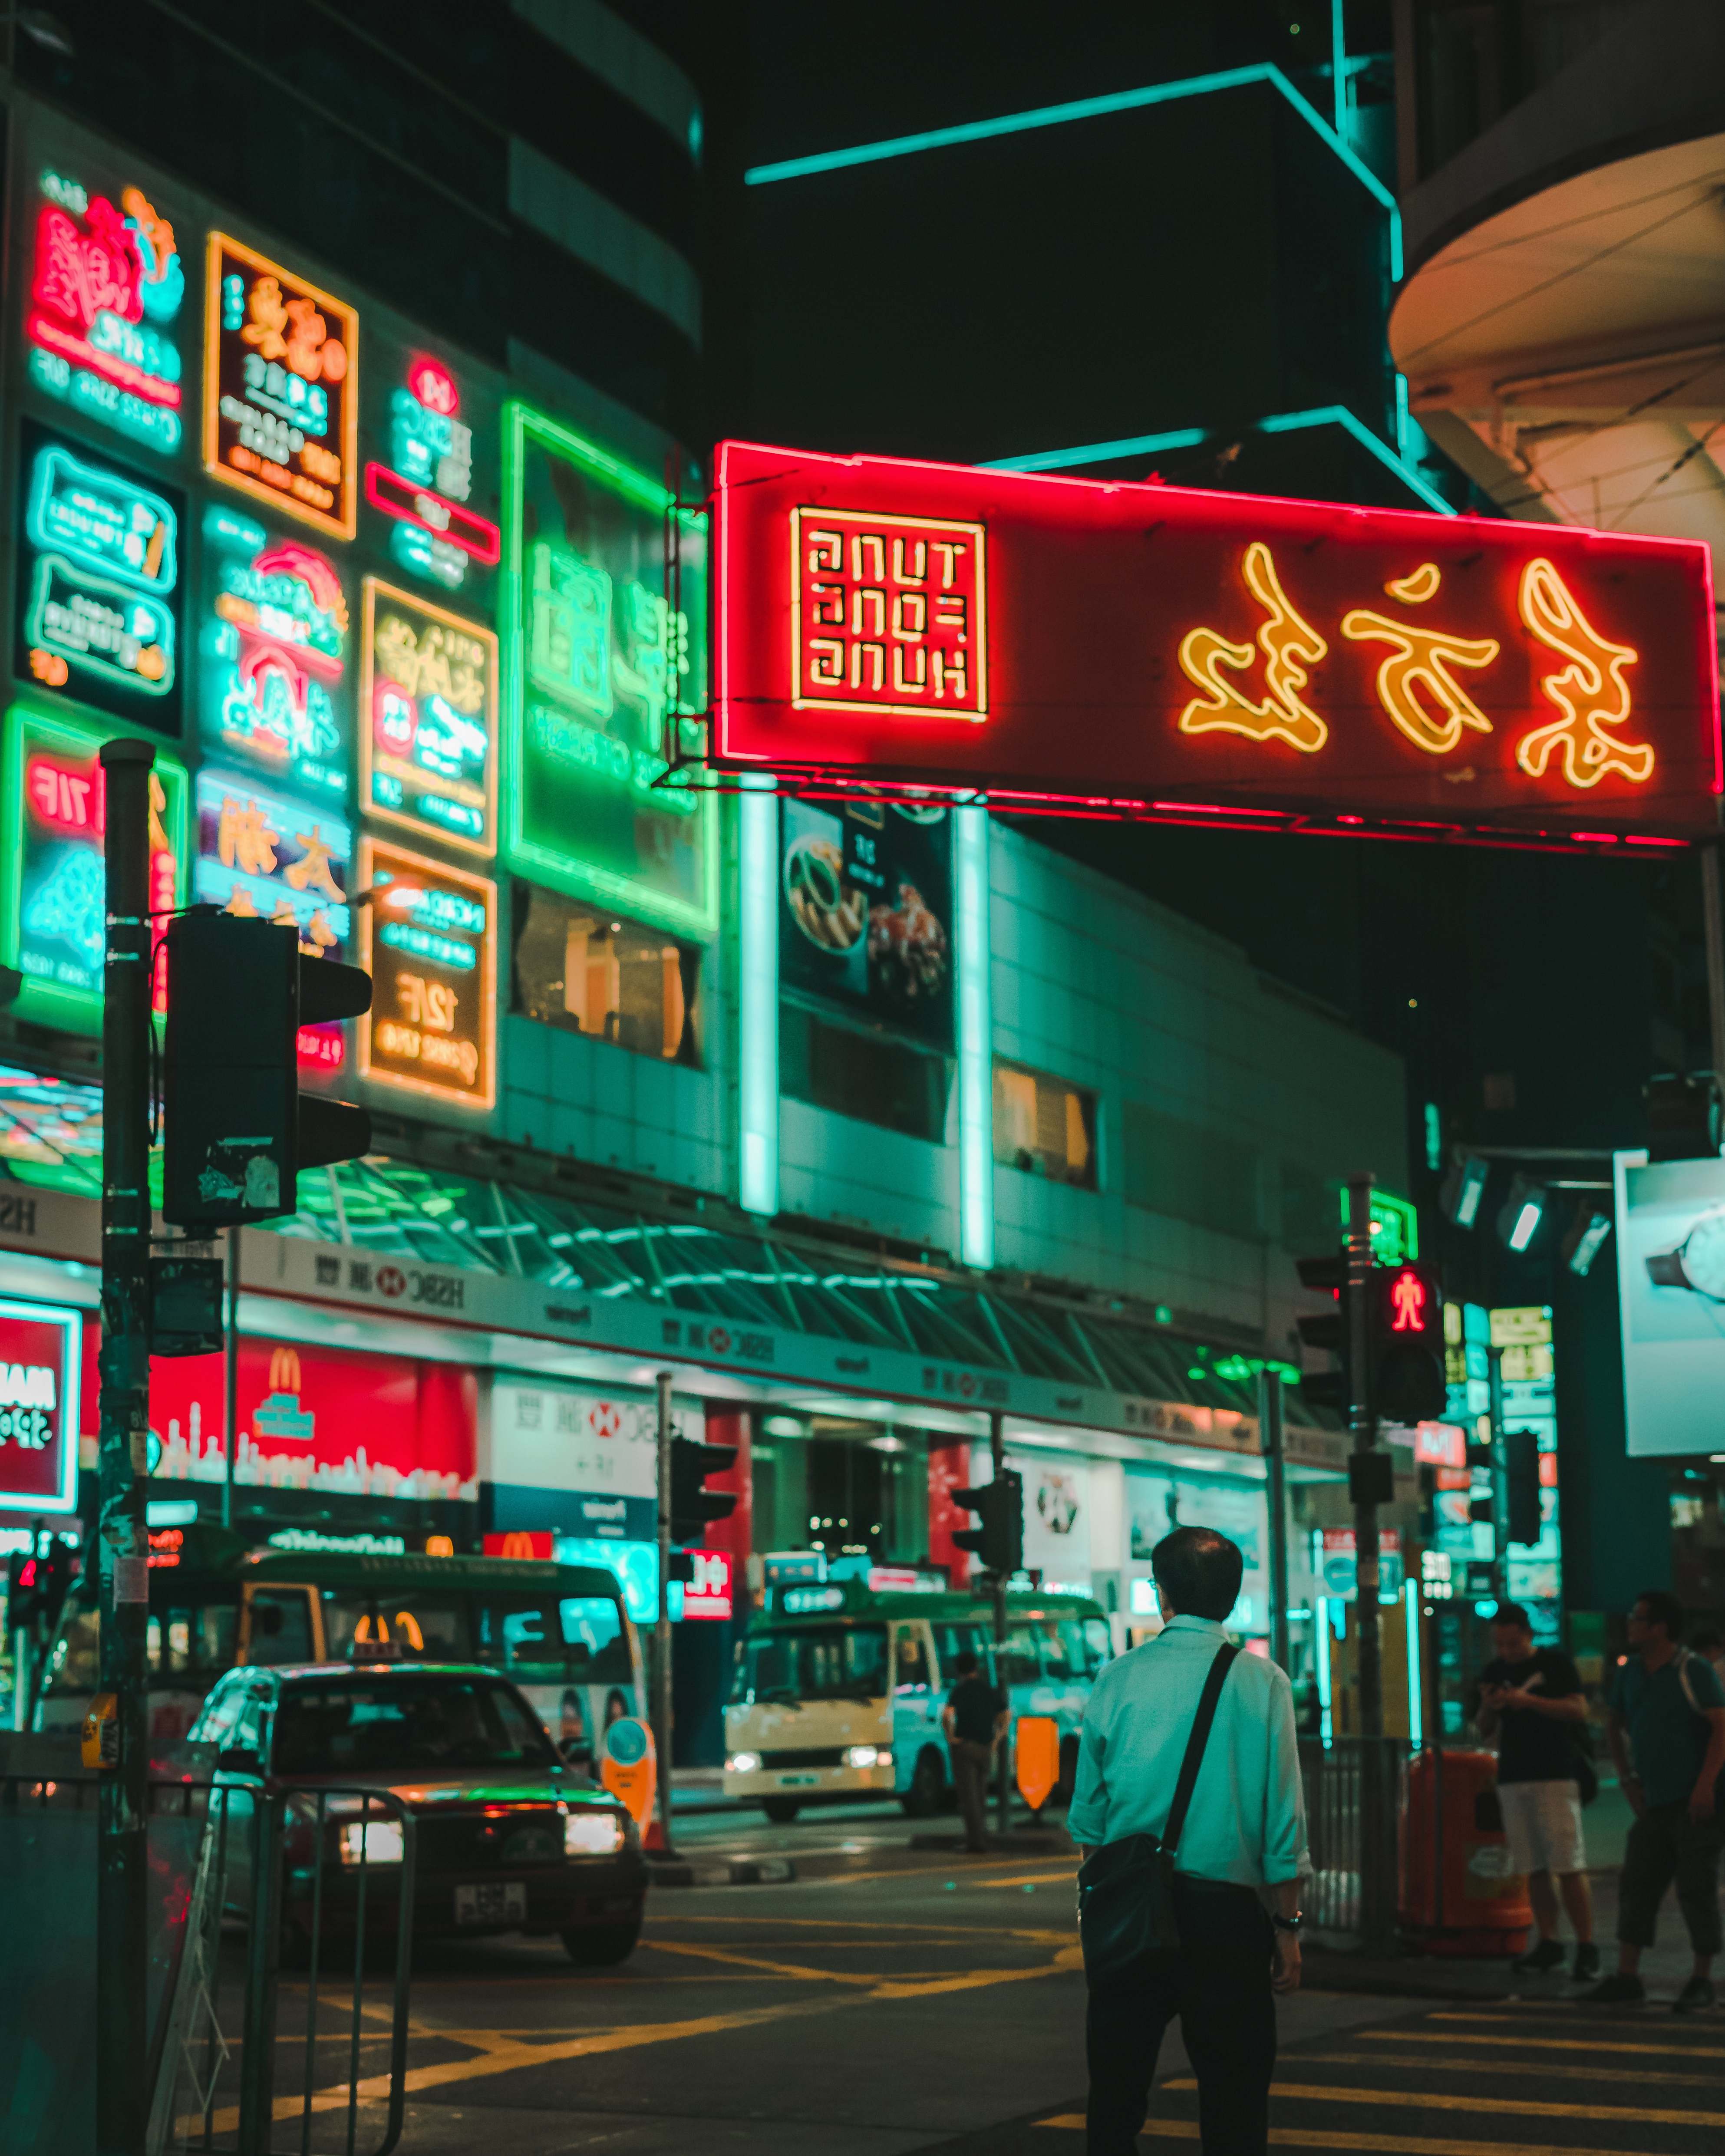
[599,1714,656,1828]
[1015,1714,1060,1813]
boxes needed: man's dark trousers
[1085,1876,1276,2156]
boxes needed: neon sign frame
[204,232,360,542]
[2,702,188,1035]
[359,577,498,858]
[0,1295,82,1515]
[712,441,1722,850]
[356,835,498,1112]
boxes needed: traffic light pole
[654,1368,676,1855]
[1487,1344,1509,1602]
[97,738,155,2156]
[1259,1367,1290,1675]
[1344,1171,1395,1955]
[989,1410,1009,1842]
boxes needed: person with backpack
[1473,1600,1597,1979]
[1589,1589,1725,2010]
[1068,1526,1307,2155]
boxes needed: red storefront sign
[0,1297,81,1513]
[483,1530,554,1561]
[149,1337,475,1498]
[681,1548,733,1622]
[712,441,1720,846]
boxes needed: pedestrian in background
[1070,1526,1306,2156]
[941,1649,1006,1853]
[1590,1590,1725,2011]
[1474,1600,1596,1980]
[1689,1628,1725,1691]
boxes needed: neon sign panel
[360,578,497,856]
[712,442,1721,846]
[365,353,500,590]
[205,234,358,541]
[27,168,184,455]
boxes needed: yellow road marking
[648,1938,886,1986]
[972,1871,1078,1889]
[1040,2119,1691,2154]
[1304,2051,1725,2090]
[1359,2026,1725,2060]
[1164,2077,1715,2128]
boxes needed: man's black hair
[1635,1589,1685,1639]
[953,1649,980,1675]
[1491,1601,1534,1636]
[1151,1526,1243,1623]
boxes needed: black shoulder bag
[1076,1642,1238,1992]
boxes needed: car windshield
[729,1623,889,1704]
[272,1677,559,1775]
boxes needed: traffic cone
[643,1792,671,1853]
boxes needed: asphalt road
[185,1807,1725,2156]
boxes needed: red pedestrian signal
[1372,1262,1445,1421]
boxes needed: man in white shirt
[1069,1526,1307,2155]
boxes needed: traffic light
[1505,1425,1542,1546]
[951,1469,1024,1577]
[163,910,372,1229]
[1294,1253,1351,1414]
[1370,1261,1447,1424]
[6,1549,42,1628]
[668,1433,737,1546]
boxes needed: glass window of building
[994,1062,1098,1187]
[515,883,703,1066]
[780,1003,950,1142]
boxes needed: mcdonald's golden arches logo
[269,1345,303,1393]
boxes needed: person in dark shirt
[1590,1589,1725,2011]
[941,1650,1007,1852]
[1474,1601,1596,1979]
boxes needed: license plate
[780,1774,818,1787]
[455,1882,526,1926]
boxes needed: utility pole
[97,738,155,2156]
[221,1225,241,1527]
[1344,1171,1394,1954]
[989,1409,1009,1842]
[1259,1366,1290,1674]
[654,1369,676,1854]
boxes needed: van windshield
[729,1624,889,1705]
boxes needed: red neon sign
[712,442,1721,845]
[408,358,457,415]
[364,464,501,566]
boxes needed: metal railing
[0,1770,415,2156]
[1297,1736,1405,1947]
[153,1782,416,2156]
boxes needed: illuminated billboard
[2,705,187,1034]
[24,161,186,456]
[204,233,358,541]
[200,506,350,808]
[1614,1150,1725,1457]
[712,442,1721,846]
[366,352,501,593]
[16,422,183,727]
[0,1297,82,1514]
[359,579,497,856]
[502,404,716,936]
[358,837,497,1111]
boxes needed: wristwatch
[1646,1207,1725,1299]
[1272,1912,1303,1933]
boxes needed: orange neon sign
[791,507,986,721]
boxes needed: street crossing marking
[1163,2076,1718,2130]
[1304,2050,1725,2089]
[1359,2024,1725,2060]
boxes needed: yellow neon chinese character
[241,275,289,361]
[1515,557,1652,788]
[217,797,279,878]
[284,827,343,900]
[1342,565,1500,755]
[146,772,168,859]
[1178,542,1328,753]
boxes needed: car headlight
[564,1809,625,1857]
[844,1744,887,1770]
[726,1751,761,1773]
[338,1820,404,1866]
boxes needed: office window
[1125,1103,1262,1238]
[780,1001,950,1141]
[515,883,702,1065]
[994,1062,1098,1187]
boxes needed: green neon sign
[501,403,716,937]
[1340,1185,1419,1264]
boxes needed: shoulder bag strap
[1161,1642,1239,1859]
